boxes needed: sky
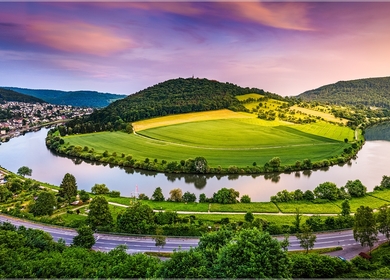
[1,1,390,96]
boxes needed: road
[0,214,386,259]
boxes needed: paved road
[0,214,386,259]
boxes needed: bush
[351,256,372,271]
[109,190,120,197]
[240,195,251,203]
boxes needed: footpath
[107,202,338,216]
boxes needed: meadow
[63,106,354,168]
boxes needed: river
[1,126,390,201]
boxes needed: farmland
[62,114,352,168]
[54,93,359,172]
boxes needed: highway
[0,214,386,258]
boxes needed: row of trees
[271,180,367,203]
[145,187,250,204]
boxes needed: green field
[63,109,354,168]
[333,195,389,212]
[209,202,279,213]
[276,201,341,214]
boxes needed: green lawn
[210,202,279,213]
[275,201,341,214]
[63,110,353,168]
[142,201,209,212]
[333,195,389,212]
[368,189,390,203]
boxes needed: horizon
[1,2,390,96]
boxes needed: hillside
[298,76,390,108]
[0,88,44,103]
[66,78,271,133]
[2,87,126,108]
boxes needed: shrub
[240,195,251,203]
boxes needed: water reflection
[1,126,390,201]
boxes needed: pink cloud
[227,2,313,31]
[27,21,133,56]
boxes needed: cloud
[27,21,133,56]
[227,2,313,31]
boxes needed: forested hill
[67,78,268,133]
[2,87,126,108]
[0,88,44,103]
[298,77,390,108]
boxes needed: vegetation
[0,223,359,278]
[64,77,267,132]
[87,195,113,230]
[0,87,44,103]
[298,76,390,109]
[45,77,367,174]
[72,225,96,249]
[17,166,32,177]
[3,87,126,108]
[353,206,378,252]
[58,173,78,203]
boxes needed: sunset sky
[1,1,390,96]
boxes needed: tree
[91,183,109,195]
[353,206,378,253]
[197,229,234,265]
[280,234,290,252]
[293,208,302,232]
[117,202,155,234]
[72,226,95,249]
[303,190,315,201]
[182,191,196,203]
[380,175,390,189]
[314,182,339,200]
[30,191,57,216]
[244,212,254,223]
[193,157,208,173]
[215,228,291,278]
[213,188,239,204]
[151,187,165,201]
[59,173,78,203]
[155,248,209,278]
[87,195,113,230]
[79,190,90,202]
[169,188,183,202]
[341,199,351,216]
[199,193,207,203]
[240,194,251,203]
[153,227,166,251]
[296,224,317,254]
[17,166,32,177]
[345,179,367,197]
[377,204,390,242]
[268,157,281,169]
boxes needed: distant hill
[298,76,390,108]
[2,87,126,108]
[66,77,271,133]
[0,88,45,103]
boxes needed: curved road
[0,214,386,259]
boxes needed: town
[0,101,93,142]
